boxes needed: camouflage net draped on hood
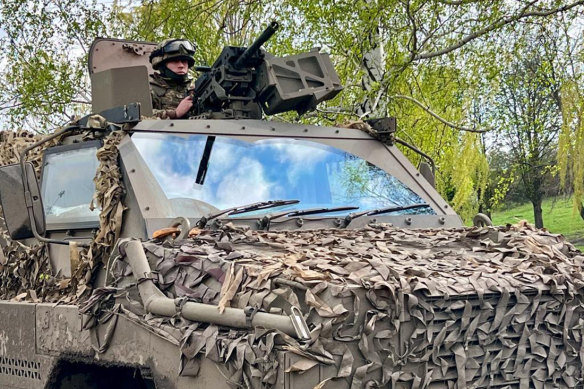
[86,223,584,389]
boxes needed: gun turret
[191,21,342,120]
[234,21,279,69]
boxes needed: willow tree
[258,0,582,220]
[558,19,584,219]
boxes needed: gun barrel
[234,21,279,68]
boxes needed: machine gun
[190,21,343,119]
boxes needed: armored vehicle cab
[0,25,582,389]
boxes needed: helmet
[149,39,196,70]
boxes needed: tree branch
[390,94,492,132]
[436,0,482,5]
[0,102,24,111]
[415,0,584,60]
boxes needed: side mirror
[0,162,46,240]
[418,161,435,188]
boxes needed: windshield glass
[132,133,434,215]
[41,144,100,228]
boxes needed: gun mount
[191,21,343,119]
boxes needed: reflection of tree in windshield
[338,157,429,213]
[42,147,100,218]
[46,190,66,215]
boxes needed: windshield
[132,133,434,215]
[41,143,101,228]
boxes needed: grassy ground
[491,197,584,249]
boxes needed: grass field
[491,197,584,249]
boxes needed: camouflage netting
[85,223,584,389]
[0,129,125,302]
[67,130,126,302]
[0,130,57,301]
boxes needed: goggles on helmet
[162,39,196,55]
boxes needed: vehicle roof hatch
[88,38,156,116]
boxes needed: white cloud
[258,139,330,165]
[213,157,275,208]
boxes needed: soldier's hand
[175,96,193,118]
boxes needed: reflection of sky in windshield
[132,133,433,215]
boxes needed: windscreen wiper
[196,199,299,228]
[259,206,359,229]
[343,203,430,227]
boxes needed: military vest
[149,73,192,111]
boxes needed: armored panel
[91,66,153,116]
[36,304,91,355]
[279,352,348,389]
[0,162,45,240]
[0,302,43,388]
[256,51,343,115]
[88,38,156,76]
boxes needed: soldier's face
[166,59,189,75]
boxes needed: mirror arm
[394,137,436,176]
[19,125,89,247]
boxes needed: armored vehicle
[0,23,582,389]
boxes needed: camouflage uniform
[149,73,193,119]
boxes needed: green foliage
[485,25,565,227]
[559,79,584,212]
[111,0,271,66]
[490,174,515,209]
[0,0,108,131]
[1,0,584,219]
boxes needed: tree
[0,0,109,131]
[490,32,563,228]
[1,0,584,221]
[558,15,584,219]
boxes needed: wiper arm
[196,199,299,228]
[343,203,430,227]
[260,206,359,229]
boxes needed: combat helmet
[149,39,196,70]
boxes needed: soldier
[148,39,196,119]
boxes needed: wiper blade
[260,206,359,229]
[196,199,299,227]
[229,200,301,216]
[343,203,430,227]
[367,203,430,216]
[286,206,359,217]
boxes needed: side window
[41,141,101,230]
